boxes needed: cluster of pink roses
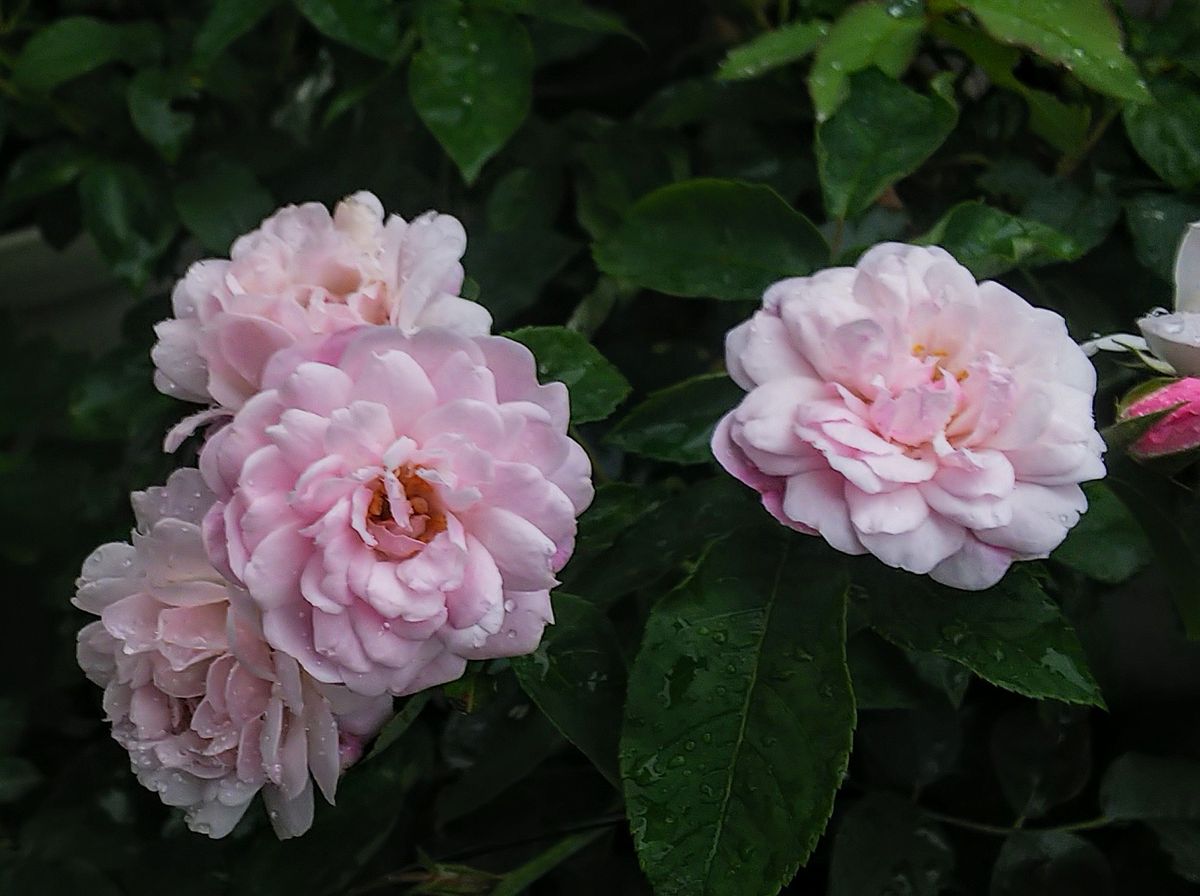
[75,193,593,837]
[75,190,1115,840]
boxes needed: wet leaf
[718,20,830,82]
[410,2,533,183]
[1053,482,1151,584]
[1124,76,1200,190]
[593,178,827,300]
[859,568,1104,707]
[809,2,924,120]
[961,0,1149,103]
[607,373,742,465]
[817,69,957,220]
[919,201,1081,278]
[13,17,160,92]
[506,326,630,424]
[512,594,627,786]
[621,529,854,896]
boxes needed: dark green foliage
[2,1,1198,894]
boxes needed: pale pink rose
[199,326,594,696]
[1119,377,1200,460]
[152,191,491,413]
[712,243,1105,590]
[74,468,392,839]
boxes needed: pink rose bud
[712,243,1105,591]
[153,191,491,413]
[199,326,594,697]
[74,468,392,839]
[1119,377,1200,460]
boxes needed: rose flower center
[365,465,446,545]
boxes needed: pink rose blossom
[712,243,1105,590]
[1120,377,1200,460]
[153,191,490,413]
[74,468,392,839]
[199,326,593,696]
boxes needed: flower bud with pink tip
[1119,377,1200,461]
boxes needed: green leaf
[918,201,1081,279]
[717,20,830,81]
[363,692,428,762]
[817,69,957,221]
[846,631,928,711]
[0,143,93,212]
[126,70,194,163]
[559,482,651,585]
[860,568,1105,707]
[932,20,1091,155]
[193,0,282,67]
[1124,77,1200,191]
[512,594,627,786]
[976,161,1122,256]
[828,794,953,896]
[621,530,854,896]
[1125,193,1200,281]
[506,326,630,424]
[293,0,404,60]
[990,703,1090,821]
[958,0,1150,103]
[1100,753,1200,820]
[173,158,274,253]
[990,831,1113,896]
[466,229,578,325]
[1052,483,1151,584]
[1106,464,1200,638]
[1148,822,1200,884]
[809,2,924,121]
[593,178,828,301]
[0,756,40,803]
[78,163,177,289]
[486,166,563,232]
[565,478,765,606]
[12,17,161,93]
[607,373,742,465]
[409,2,533,183]
[437,680,563,825]
[485,0,631,36]
[570,121,687,241]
